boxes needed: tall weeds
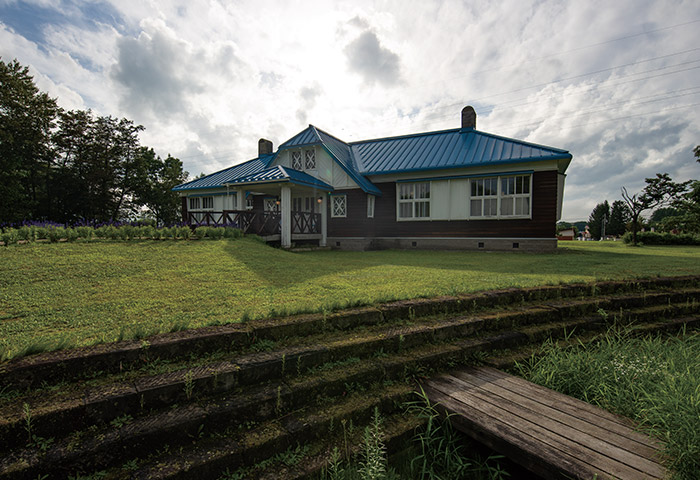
[516,328,699,480]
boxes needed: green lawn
[1,239,699,361]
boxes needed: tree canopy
[0,58,188,225]
[621,173,690,245]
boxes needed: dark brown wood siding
[181,196,188,222]
[328,170,558,238]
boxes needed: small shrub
[177,226,192,240]
[47,226,65,243]
[16,226,32,241]
[1,229,18,246]
[76,226,93,241]
[622,231,700,245]
[194,226,208,239]
[65,227,79,242]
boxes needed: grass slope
[1,239,699,361]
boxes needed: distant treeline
[0,58,187,225]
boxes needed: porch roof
[223,165,334,191]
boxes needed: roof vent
[258,138,273,156]
[461,106,476,129]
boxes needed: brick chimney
[461,106,476,129]
[258,138,273,156]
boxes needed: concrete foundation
[326,237,557,252]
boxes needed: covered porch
[187,166,332,248]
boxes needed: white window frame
[367,194,375,218]
[469,177,498,218]
[468,174,532,219]
[264,198,279,212]
[201,196,214,210]
[188,197,201,210]
[397,182,431,221]
[304,148,316,170]
[331,195,347,218]
[291,151,302,170]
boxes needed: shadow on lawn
[222,240,700,289]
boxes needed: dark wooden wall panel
[328,171,558,238]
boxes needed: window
[367,195,375,218]
[188,197,201,210]
[500,175,530,216]
[291,151,302,170]
[246,197,254,210]
[264,198,279,212]
[398,182,430,219]
[304,149,316,170]
[469,174,531,218]
[202,196,213,209]
[470,178,498,217]
[331,195,347,218]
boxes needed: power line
[560,101,700,130]
[487,88,700,131]
[400,48,700,124]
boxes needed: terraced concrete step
[2,290,698,457]
[4,276,698,389]
[3,303,698,480]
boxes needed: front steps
[0,276,698,479]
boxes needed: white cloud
[1,0,698,220]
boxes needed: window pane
[417,182,430,199]
[516,197,530,215]
[484,198,497,216]
[476,179,483,196]
[523,175,530,194]
[501,197,514,216]
[471,181,477,196]
[416,201,430,217]
[470,199,482,216]
[332,196,346,217]
[487,178,498,196]
[305,149,315,169]
[292,151,302,170]
[399,184,413,200]
[399,202,413,218]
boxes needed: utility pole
[601,213,607,241]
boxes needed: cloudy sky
[1,0,699,221]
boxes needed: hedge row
[0,225,243,246]
[622,231,700,245]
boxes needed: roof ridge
[473,129,571,154]
[350,127,462,146]
[312,125,350,146]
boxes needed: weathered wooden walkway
[423,366,668,480]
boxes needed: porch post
[320,193,327,247]
[281,186,291,248]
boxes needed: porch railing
[187,210,320,236]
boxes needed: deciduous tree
[621,173,690,245]
[0,58,60,223]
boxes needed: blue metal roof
[350,128,572,175]
[278,126,322,149]
[174,123,571,195]
[315,127,382,196]
[172,155,274,191]
[224,165,334,191]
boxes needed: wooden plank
[423,381,601,480]
[424,369,667,480]
[468,367,661,449]
[453,367,662,455]
[445,372,665,477]
[426,376,661,480]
